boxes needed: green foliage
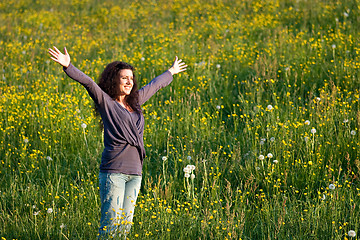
[1,0,360,239]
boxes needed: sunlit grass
[1,0,360,239]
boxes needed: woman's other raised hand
[168,56,187,75]
[48,46,70,68]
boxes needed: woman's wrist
[168,67,175,75]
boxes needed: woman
[48,46,187,238]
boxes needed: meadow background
[1,0,360,239]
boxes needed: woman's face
[118,69,134,96]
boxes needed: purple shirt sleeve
[63,63,106,106]
[138,70,173,105]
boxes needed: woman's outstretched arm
[48,46,106,107]
[138,56,187,105]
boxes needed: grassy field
[1,0,360,239]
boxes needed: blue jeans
[98,172,142,239]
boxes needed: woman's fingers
[50,57,58,63]
[53,46,62,54]
[176,58,187,73]
[178,64,187,72]
[48,52,58,61]
[48,48,58,58]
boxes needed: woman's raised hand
[168,56,187,75]
[48,46,70,68]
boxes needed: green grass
[1,0,360,239]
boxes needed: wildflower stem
[312,133,315,153]
[162,158,166,187]
[82,128,88,148]
[60,231,70,240]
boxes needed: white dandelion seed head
[76,109,81,113]
[190,174,195,179]
[273,160,278,164]
[305,120,310,125]
[343,119,349,123]
[331,44,336,49]
[183,167,191,173]
[344,12,349,17]
[162,156,168,161]
[259,155,265,160]
[267,105,273,110]
[81,123,87,129]
[140,57,145,61]
[329,184,336,190]
[184,173,190,178]
[260,140,265,145]
[60,223,66,229]
[216,64,221,69]
[267,153,273,158]
[33,211,40,216]
[46,156,52,161]
[22,50,26,54]
[311,128,317,134]
[348,230,356,237]
[24,138,29,144]
[304,136,309,142]
[216,105,221,110]
[32,205,36,209]
[270,137,275,142]
[285,67,290,71]
[47,208,53,214]
[187,156,192,161]
[188,165,196,171]
[335,18,339,22]
[351,130,356,135]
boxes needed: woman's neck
[117,95,126,104]
[117,95,133,112]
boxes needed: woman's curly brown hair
[94,61,141,128]
[98,61,141,112]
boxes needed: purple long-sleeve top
[63,63,173,175]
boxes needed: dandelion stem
[82,128,88,148]
[60,231,70,240]
[162,159,166,187]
